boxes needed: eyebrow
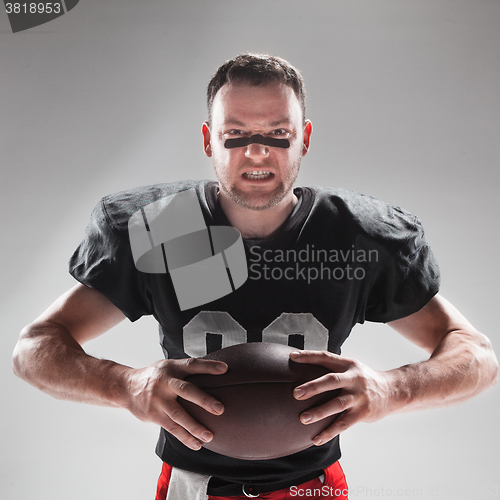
[223,117,292,128]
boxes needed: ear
[202,121,212,157]
[301,120,313,157]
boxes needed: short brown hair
[207,53,306,125]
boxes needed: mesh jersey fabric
[69,179,440,485]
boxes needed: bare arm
[384,294,498,410]
[12,284,227,450]
[290,294,498,445]
[13,284,129,405]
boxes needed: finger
[165,399,216,447]
[171,357,228,378]
[311,410,358,446]
[290,350,352,371]
[299,394,354,424]
[294,371,347,400]
[156,412,205,451]
[169,377,225,416]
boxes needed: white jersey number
[183,311,328,357]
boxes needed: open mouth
[242,171,274,180]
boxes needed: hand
[290,350,390,446]
[126,358,227,451]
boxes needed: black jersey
[69,180,440,485]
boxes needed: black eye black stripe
[224,134,290,149]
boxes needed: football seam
[188,381,297,391]
[187,379,335,389]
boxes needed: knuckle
[336,419,350,433]
[165,421,182,434]
[336,396,348,411]
[184,357,195,367]
[345,357,357,367]
[317,350,330,359]
[326,372,341,385]
[169,407,184,423]
[176,380,189,393]
[167,377,184,394]
[153,360,170,375]
[184,357,199,370]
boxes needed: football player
[13,54,498,500]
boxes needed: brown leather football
[178,342,340,460]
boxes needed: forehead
[211,82,302,127]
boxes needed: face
[202,82,312,211]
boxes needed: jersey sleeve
[69,199,153,321]
[360,215,440,323]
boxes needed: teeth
[244,171,272,179]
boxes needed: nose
[244,142,269,159]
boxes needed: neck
[218,189,298,239]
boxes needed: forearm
[13,320,132,408]
[384,328,498,414]
[13,318,231,451]
[291,296,498,444]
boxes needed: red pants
[156,461,348,499]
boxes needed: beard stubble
[213,157,302,211]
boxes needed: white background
[2,1,499,499]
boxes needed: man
[13,54,498,500]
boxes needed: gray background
[1,1,499,498]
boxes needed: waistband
[207,469,324,497]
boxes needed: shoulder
[305,186,426,250]
[95,180,211,231]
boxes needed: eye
[225,129,245,136]
[270,129,289,137]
